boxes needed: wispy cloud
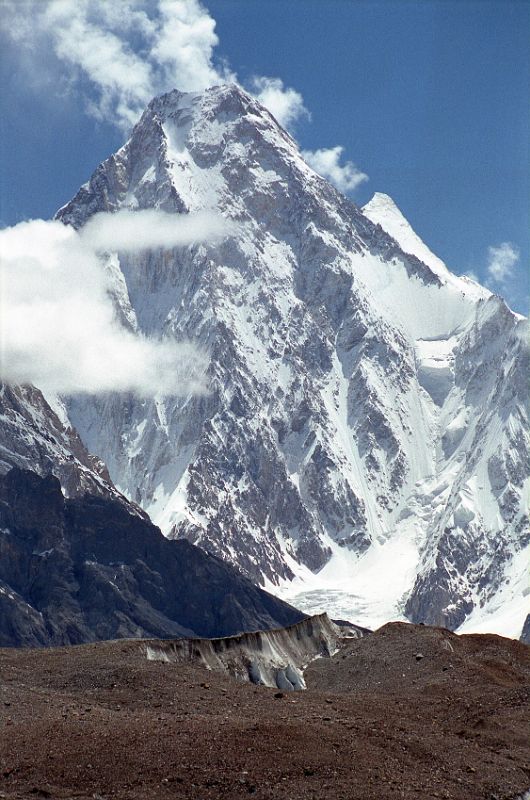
[0,0,294,134]
[1,0,229,131]
[0,209,231,395]
[302,146,369,193]
[0,0,368,194]
[486,242,520,286]
[80,208,233,252]
[250,76,309,131]
[150,0,233,92]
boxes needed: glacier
[21,83,527,637]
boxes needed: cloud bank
[0,209,231,396]
[0,0,300,133]
[0,0,368,193]
[2,0,231,131]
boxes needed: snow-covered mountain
[52,84,528,637]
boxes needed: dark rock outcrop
[0,468,305,647]
[520,614,530,644]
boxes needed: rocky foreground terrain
[1,622,529,800]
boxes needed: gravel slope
[1,622,529,800]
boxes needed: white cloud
[80,208,234,252]
[0,0,231,131]
[1,1,369,190]
[302,145,369,193]
[0,0,301,133]
[151,0,235,92]
[486,242,520,286]
[28,0,156,129]
[250,76,309,131]
[0,210,231,395]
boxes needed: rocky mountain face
[49,84,528,636]
[0,468,304,647]
[0,382,117,500]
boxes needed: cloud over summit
[1,0,367,194]
[302,146,369,194]
[0,0,298,133]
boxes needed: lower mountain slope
[0,468,304,647]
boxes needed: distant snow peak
[362,192,490,303]
[363,191,399,214]
[362,192,450,278]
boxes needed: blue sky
[1,0,528,313]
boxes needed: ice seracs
[25,83,527,640]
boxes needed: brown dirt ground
[1,622,529,800]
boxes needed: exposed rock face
[52,84,528,635]
[521,615,530,644]
[0,468,305,647]
[0,382,116,500]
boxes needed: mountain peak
[75,81,308,219]
[144,82,254,122]
[362,192,484,296]
[363,192,401,214]
[362,192,444,273]
[45,75,530,639]
[57,81,304,224]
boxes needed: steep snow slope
[362,192,486,298]
[55,85,529,636]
